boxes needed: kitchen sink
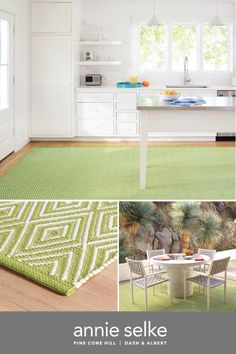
[166,85,208,88]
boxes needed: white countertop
[77,85,236,92]
[137,96,235,110]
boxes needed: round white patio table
[151,254,210,298]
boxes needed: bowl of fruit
[185,249,194,256]
[160,90,180,101]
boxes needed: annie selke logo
[73,321,168,348]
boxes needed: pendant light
[147,0,162,27]
[210,3,224,26]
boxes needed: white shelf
[78,60,122,66]
[79,41,122,46]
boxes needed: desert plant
[119,202,155,236]
[171,202,201,252]
[196,212,221,248]
[119,231,132,263]
[152,210,165,229]
[226,206,236,222]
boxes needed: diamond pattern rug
[0,146,235,199]
[0,201,118,296]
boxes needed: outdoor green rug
[0,201,118,295]
[0,146,235,199]
[119,280,236,312]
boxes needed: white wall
[0,0,28,151]
[80,0,235,86]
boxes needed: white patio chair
[126,257,171,311]
[186,256,230,311]
[146,249,167,273]
[193,248,216,273]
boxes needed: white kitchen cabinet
[193,91,217,97]
[117,102,137,111]
[32,87,72,136]
[30,1,73,138]
[77,120,114,136]
[31,2,72,33]
[139,91,160,97]
[180,90,217,97]
[117,92,137,102]
[77,103,114,118]
[116,92,139,135]
[77,92,113,102]
[32,36,72,87]
[117,122,138,136]
[117,112,137,121]
[75,88,221,139]
[76,92,115,136]
[76,91,140,137]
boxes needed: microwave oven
[85,74,102,86]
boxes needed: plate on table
[153,255,170,261]
[184,256,194,260]
[194,258,205,261]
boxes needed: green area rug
[119,280,236,312]
[0,201,118,295]
[0,146,235,199]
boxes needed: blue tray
[116,82,143,88]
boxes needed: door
[0,11,14,161]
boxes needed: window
[203,25,229,71]
[139,24,231,72]
[171,25,197,70]
[140,25,167,70]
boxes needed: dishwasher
[216,90,236,141]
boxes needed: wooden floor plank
[0,262,117,311]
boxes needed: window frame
[137,22,232,74]
[170,23,200,72]
[138,23,169,72]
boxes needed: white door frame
[0,10,15,160]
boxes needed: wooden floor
[0,261,117,311]
[0,140,234,177]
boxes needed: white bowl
[159,93,180,101]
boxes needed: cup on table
[130,75,138,85]
[175,254,184,261]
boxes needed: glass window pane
[171,25,197,70]
[140,25,167,71]
[203,25,228,71]
[0,66,9,110]
[0,20,9,65]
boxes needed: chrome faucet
[184,56,191,85]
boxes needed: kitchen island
[137,96,235,189]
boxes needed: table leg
[167,266,193,298]
[140,111,149,190]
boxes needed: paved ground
[217,260,236,281]
[227,260,236,281]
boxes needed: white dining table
[137,96,235,190]
[151,255,210,298]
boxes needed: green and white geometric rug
[0,201,118,296]
[0,146,234,199]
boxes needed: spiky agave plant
[171,202,201,252]
[119,202,155,236]
[119,231,132,263]
[196,212,221,248]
